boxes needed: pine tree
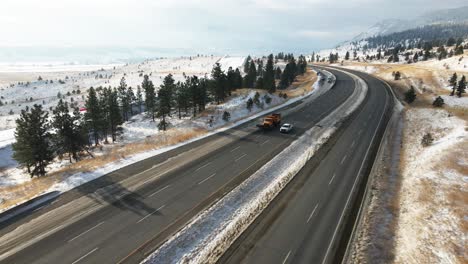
[264,54,276,93]
[84,87,103,146]
[118,77,130,121]
[345,51,350,60]
[449,73,458,96]
[432,96,444,107]
[142,75,156,121]
[456,75,466,97]
[244,60,257,88]
[246,98,253,112]
[404,86,417,103]
[394,71,401,80]
[127,86,136,116]
[243,56,252,74]
[136,85,143,113]
[233,68,243,89]
[157,74,175,130]
[52,100,87,162]
[211,63,228,104]
[275,67,282,80]
[107,88,123,142]
[12,105,53,177]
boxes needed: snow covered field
[396,108,467,263]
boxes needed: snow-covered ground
[396,108,467,263]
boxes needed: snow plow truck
[257,113,281,130]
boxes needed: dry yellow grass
[281,69,317,98]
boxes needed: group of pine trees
[12,54,308,177]
[448,73,466,97]
[12,102,89,177]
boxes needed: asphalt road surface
[0,68,358,264]
[218,67,392,264]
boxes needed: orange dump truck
[257,113,281,129]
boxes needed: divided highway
[219,67,393,264]
[0,69,358,264]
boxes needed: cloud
[0,0,467,53]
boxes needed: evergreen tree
[175,81,189,119]
[210,63,228,103]
[118,77,131,121]
[244,60,257,88]
[394,71,401,80]
[345,51,350,60]
[157,74,175,130]
[432,96,444,107]
[455,45,464,55]
[52,100,87,162]
[404,86,417,103]
[449,73,458,96]
[127,86,136,116]
[233,68,243,89]
[264,54,276,93]
[456,75,466,97]
[246,98,253,112]
[222,111,231,122]
[136,85,143,113]
[275,67,282,80]
[142,75,156,121]
[257,60,264,77]
[243,55,252,74]
[226,67,236,95]
[84,87,103,146]
[12,105,53,177]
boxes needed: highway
[0,68,358,264]
[218,67,392,264]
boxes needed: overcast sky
[1,0,467,54]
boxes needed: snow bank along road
[219,67,393,264]
[0,69,353,264]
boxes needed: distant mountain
[351,6,468,41]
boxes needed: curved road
[0,69,358,264]
[218,67,393,264]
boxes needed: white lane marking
[235,153,247,162]
[33,206,44,212]
[230,146,241,152]
[51,199,60,205]
[141,178,153,185]
[340,155,347,165]
[68,222,105,243]
[307,204,319,223]
[137,205,166,223]
[261,140,270,146]
[282,250,292,264]
[198,173,216,185]
[71,247,99,264]
[254,134,261,139]
[149,185,171,197]
[351,140,356,148]
[195,162,212,172]
[329,173,336,185]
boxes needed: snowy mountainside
[353,6,468,42]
